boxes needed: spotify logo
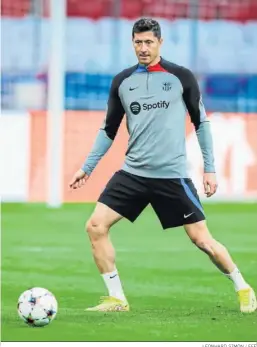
[130,102,141,115]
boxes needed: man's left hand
[203,172,218,198]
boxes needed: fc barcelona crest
[163,82,172,91]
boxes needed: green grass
[1,203,257,342]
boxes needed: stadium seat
[1,0,30,17]
[2,0,257,21]
[120,0,143,19]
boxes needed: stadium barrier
[1,111,257,202]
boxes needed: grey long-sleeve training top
[82,57,215,178]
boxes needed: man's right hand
[69,169,89,190]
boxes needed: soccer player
[69,18,256,313]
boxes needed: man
[69,18,256,313]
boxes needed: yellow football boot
[237,287,257,313]
[85,296,129,312]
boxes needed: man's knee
[191,235,215,256]
[85,218,107,241]
[186,223,215,256]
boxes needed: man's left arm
[181,67,218,197]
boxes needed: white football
[17,287,58,327]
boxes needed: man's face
[133,31,163,65]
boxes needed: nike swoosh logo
[110,274,117,279]
[184,212,194,218]
[129,87,138,91]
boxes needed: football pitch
[1,203,257,342]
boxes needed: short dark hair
[132,18,161,39]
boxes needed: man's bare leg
[184,220,257,313]
[85,202,128,309]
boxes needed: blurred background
[2,0,257,112]
[1,0,257,204]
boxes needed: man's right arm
[81,75,125,176]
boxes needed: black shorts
[98,170,205,230]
